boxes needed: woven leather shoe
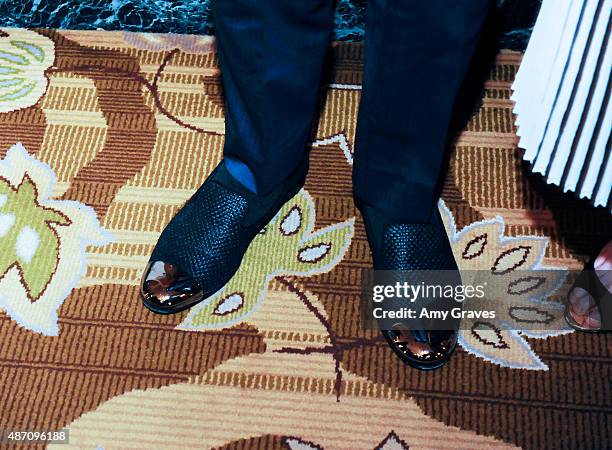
[141,159,306,314]
[360,202,461,370]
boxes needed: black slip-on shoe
[141,159,306,314]
[359,202,461,370]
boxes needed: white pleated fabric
[512,0,611,211]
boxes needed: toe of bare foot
[568,287,601,329]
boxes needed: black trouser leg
[211,0,334,195]
[353,0,491,222]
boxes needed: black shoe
[141,159,306,314]
[359,202,461,370]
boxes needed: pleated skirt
[512,0,611,212]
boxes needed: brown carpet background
[0,28,609,449]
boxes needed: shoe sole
[142,289,206,315]
[381,330,457,371]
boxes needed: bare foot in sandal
[567,240,612,331]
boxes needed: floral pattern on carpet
[0,29,609,450]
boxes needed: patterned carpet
[0,28,610,449]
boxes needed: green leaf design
[0,176,69,298]
[0,28,55,113]
[180,190,354,330]
[10,40,46,63]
